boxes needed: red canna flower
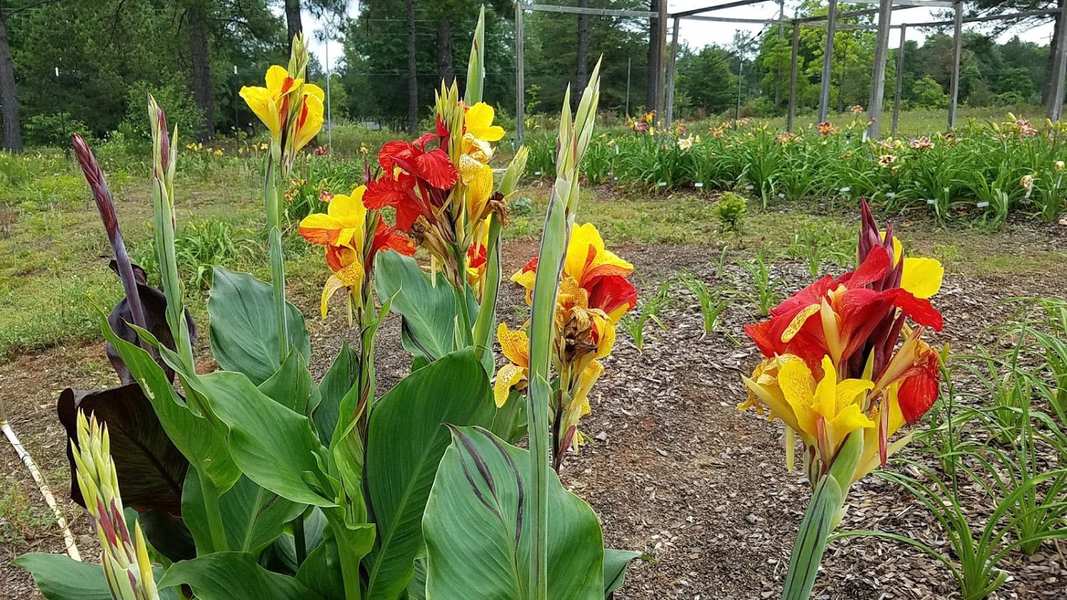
[364,132,459,234]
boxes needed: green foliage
[679,273,728,335]
[136,221,261,290]
[123,81,204,139]
[622,280,671,352]
[715,192,747,236]
[912,76,949,110]
[745,252,777,317]
[23,113,90,148]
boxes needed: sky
[294,1,1056,70]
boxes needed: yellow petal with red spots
[496,322,529,368]
[782,303,821,343]
[493,363,526,408]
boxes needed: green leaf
[295,535,346,600]
[208,267,310,385]
[258,350,315,414]
[422,427,605,599]
[374,252,476,363]
[199,371,335,507]
[102,318,239,491]
[16,553,176,600]
[183,469,305,556]
[16,553,111,600]
[314,344,358,444]
[159,551,324,600]
[603,549,642,595]
[363,349,495,599]
[782,475,844,600]
[57,385,188,515]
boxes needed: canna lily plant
[20,10,637,600]
[740,200,946,598]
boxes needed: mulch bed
[2,238,1064,599]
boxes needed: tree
[405,0,417,133]
[0,3,23,151]
[186,0,215,139]
[674,44,737,116]
[576,0,590,93]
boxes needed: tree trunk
[406,0,418,134]
[646,0,659,110]
[0,10,22,152]
[285,0,303,46]
[576,0,590,94]
[436,20,454,87]
[1043,0,1064,106]
[188,2,214,139]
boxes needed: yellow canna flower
[883,233,944,299]
[298,186,369,250]
[240,65,324,153]
[494,322,529,407]
[853,384,910,483]
[746,355,876,469]
[465,102,505,144]
[460,153,495,221]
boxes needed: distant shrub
[24,113,91,148]
[715,192,748,236]
[121,81,203,138]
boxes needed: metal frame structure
[513,1,1067,145]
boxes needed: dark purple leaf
[58,385,188,515]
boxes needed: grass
[2,114,1065,358]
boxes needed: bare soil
[2,236,1065,599]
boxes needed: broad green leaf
[183,469,305,556]
[208,267,311,385]
[102,319,239,491]
[258,350,314,414]
[159,551,324,600]
[422,427,605,599]
[199,371,335,507]
[295,535,345,600]
[364,349,494,599]
[16,553,111,600]
[374,252,477,363]
[782,475,844,600]
[314,344,358,444]
[603,549,643,595]
[58,385,187,515]
[15,553,176,600]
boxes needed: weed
[745,252,777,317]
[621,280,672,351]
[679,273,728,335]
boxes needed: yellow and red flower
[298,185,413,318]
[512,223,637,322]
[240,65,324,153]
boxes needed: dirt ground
[2,231,1065,599]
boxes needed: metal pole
[1049,3,1067,120]
[666,17,679,127]
[233,64,239,132]
[736,56,743,121]
[324,34,333,151]
[818,0,839,123]
[892,24,906,137]
[866,0,893,139]
[515,1,525,146]
[625,57,631,116]
[948,0,963,129]
[655,0,668,119]
[787,22,800,132]
[776,0,784,107]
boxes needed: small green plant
[679,273,728,335]
[136,220,260,289]
[509,195,534,216]
[744,251,777,317]
[715,192,747,237]
[622,280,672,351]
[788,220,853,277]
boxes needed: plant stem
[471,215,502,359]
[293,513,306,565]
[264,154,290,363]
[198,469,228,553]
[451,243,474,348]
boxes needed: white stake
[1,417,81,560]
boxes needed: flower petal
[900,257,944,299]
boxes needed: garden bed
[4,219,1065,598]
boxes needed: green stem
[451,244,474,348]
[269,226,289,361]
[198,469,228,553]
[326,513,365,600]
[293,513,306,566]
[471,215,502,360]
